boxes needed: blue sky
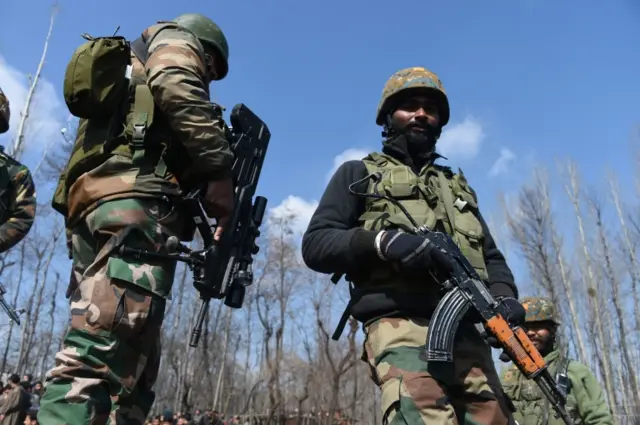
[0,1,638,308]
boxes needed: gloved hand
[484,297,527,362]
[376,230,455,277]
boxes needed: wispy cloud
[438,116,485,160]
[268,195,319,236]
[0,55,66,165]
[489,147,517,177]
[325,148,370,182]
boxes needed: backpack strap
[130,37,149,63]
[128,36,168,178]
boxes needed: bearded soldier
[501,297,614,425]
[0,87,37,255]
[38,14,235,425]
[302,67,524,424]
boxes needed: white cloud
[325,148,370,182]
[489,147,517,177]
[437,116,485,160]
[268,195,319,236]
[0,55,66,162]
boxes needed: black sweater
[301,142,518,323]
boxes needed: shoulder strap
[127,36,169,178]
[436,170,463,245]
[542,357,572,425]
[130,37,149,64]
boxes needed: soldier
[0,87,37,255]
[0,87,10,134]
[501,297,614,425]
[302,67,524,424]
[38,14,235,425]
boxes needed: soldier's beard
[402,124,440,164]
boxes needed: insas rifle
[348,172,574,425]
[0,283,21,325]
[120,103,270,347]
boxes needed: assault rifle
[0,283,21,325]
[348,172,574,425]
[120,103,270,347]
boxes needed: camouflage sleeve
[0,86,10,134]
[0,165,36,253]
[569,362,614,425]
[144,26,233,180]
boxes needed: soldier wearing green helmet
[303,67,523,424]
[171,13,230,80]
[501,297,614,425]
[39,13,236,425]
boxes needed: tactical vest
[52,25,182,219]
[505,352,577,425]
[356,152,489,285]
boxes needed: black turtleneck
[301,137,518,320]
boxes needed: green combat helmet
[376,67,450,127]
[521,296,560,326]
[172,13,229,80]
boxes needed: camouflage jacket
[0,149,36,253]
[0,86,10,134]
[501,348,614,425]
[62,23,233,228]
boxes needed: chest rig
[358,151,488,282]
[331,152,489,340]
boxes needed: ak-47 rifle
[0,283,21,325]
[119,103,270,347]
[348,172,574,425]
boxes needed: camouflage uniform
[38,15,232,425]
[0,86,10,134]
[501,297,614,425]
[0,86,37,252]
[302,67,518,425]
[0,146,37,253]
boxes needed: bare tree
[563,161,617,410]
[501,168,586,360]
[9,4,58,160]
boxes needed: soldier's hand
[483,297,527,362]
[203,177,235,241]
[376,230,454,276]
[500,297,526,327]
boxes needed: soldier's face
[525,321,553,352]
[391,95,441,132]
[204,53,219,82]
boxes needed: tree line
[0,5,638,424]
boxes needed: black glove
[377,230,454,277]
[484,297,527,362]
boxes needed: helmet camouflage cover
[376,66,450,127]
[520,296,560,326]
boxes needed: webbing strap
[129,37,167,178]
[131,85,153,166]
[437,170,462,246]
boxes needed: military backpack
[53,24,177,217]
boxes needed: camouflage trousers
[38,197,184,425]
[363,316,514,425]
